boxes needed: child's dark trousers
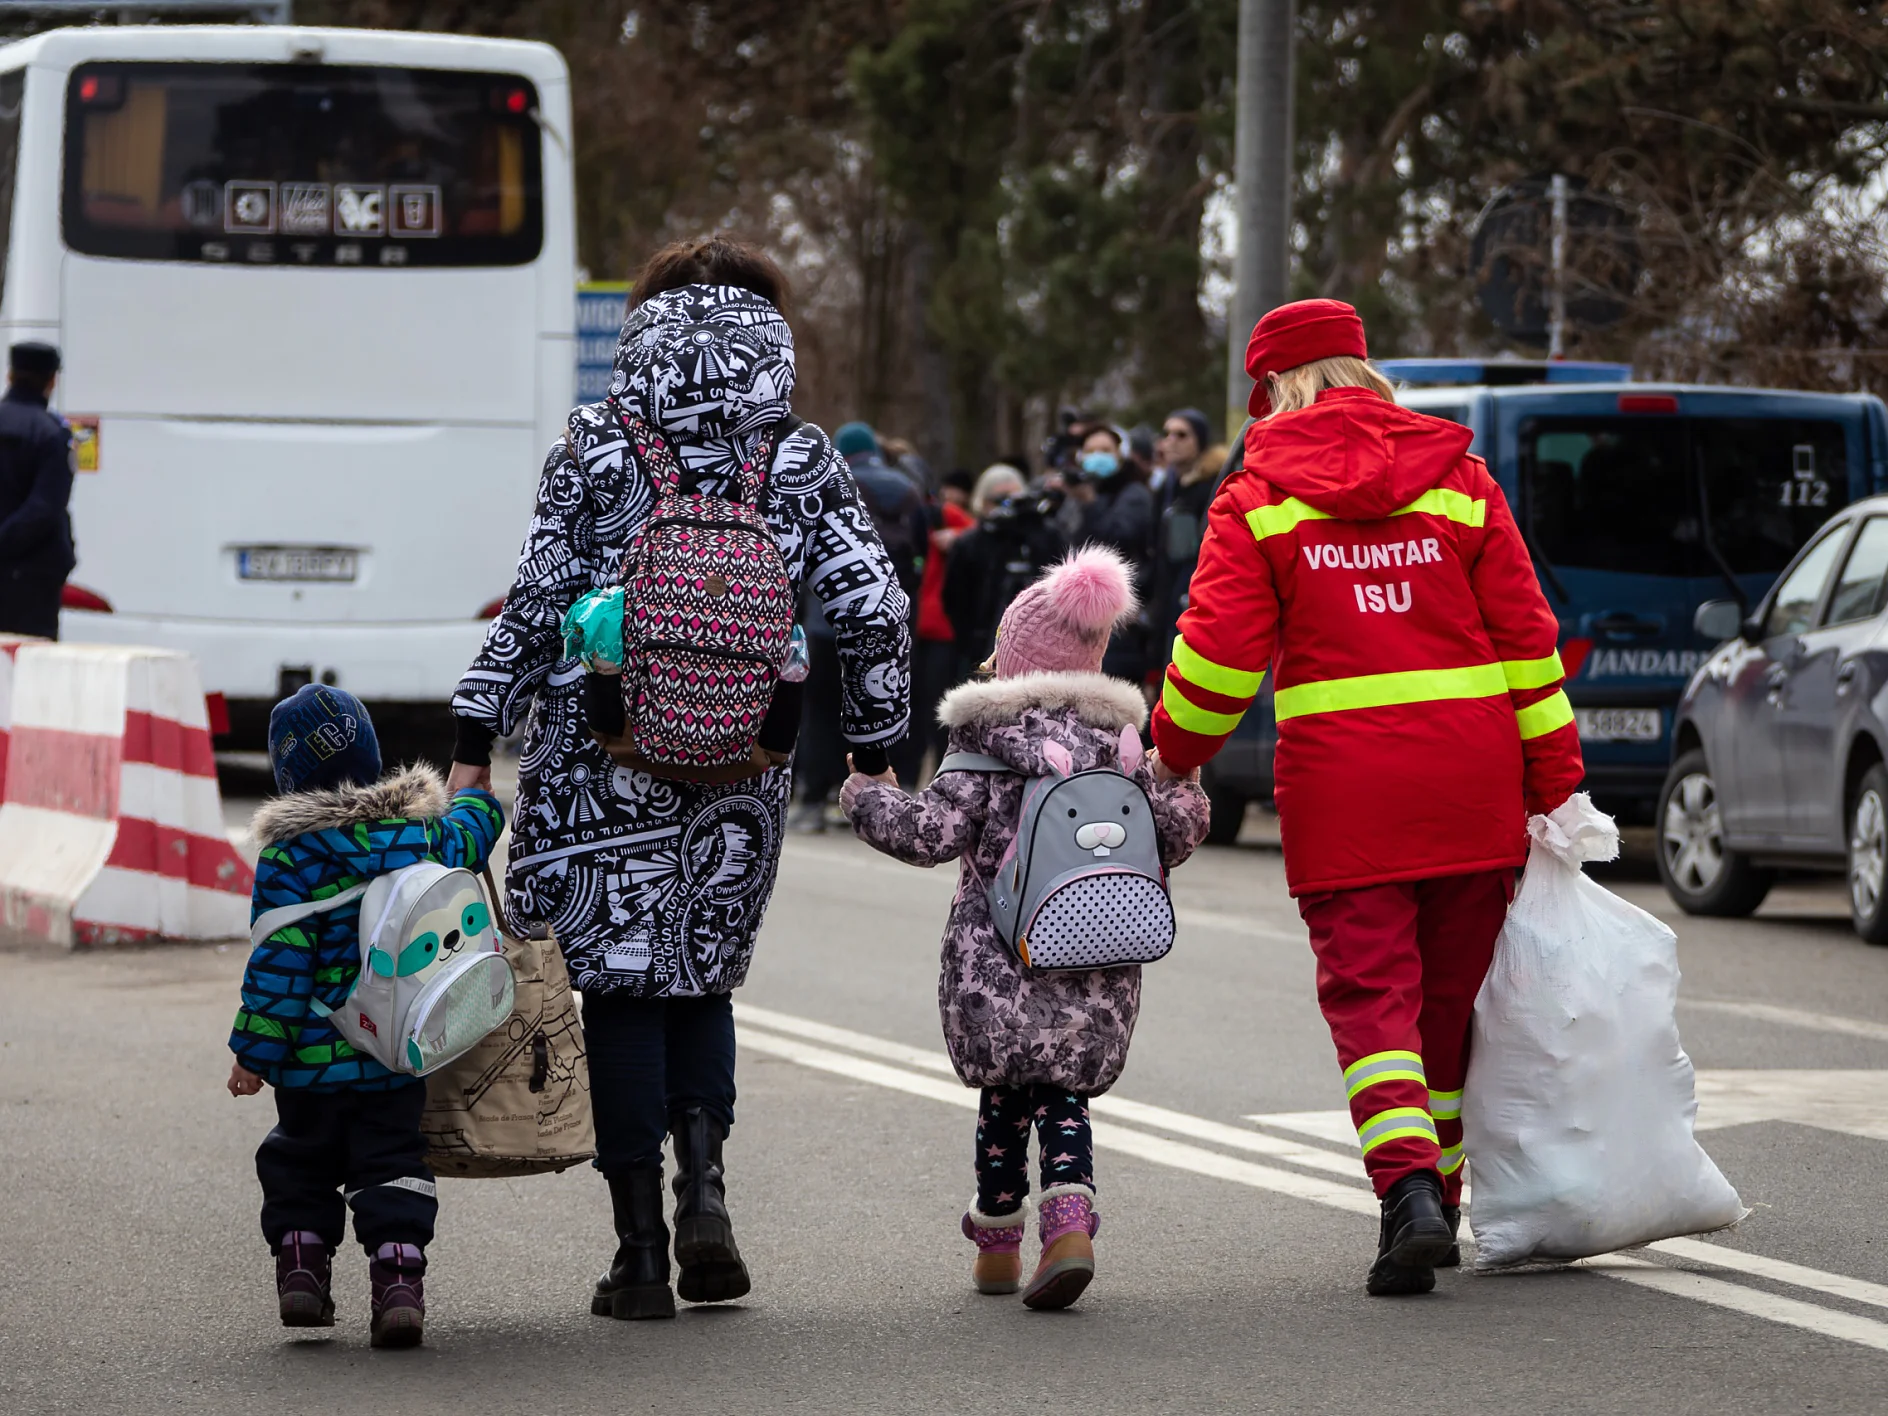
[257,1083,436,1253]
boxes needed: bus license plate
[1575,708,1662,743]
[238,547,358,583]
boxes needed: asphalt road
[5,789,1888,1414]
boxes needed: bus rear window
[63,62,542,268]
[1695,419,1850,574]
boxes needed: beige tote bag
[422,870,596,1177]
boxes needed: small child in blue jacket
[226,685,503,1348]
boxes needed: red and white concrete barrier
[0,644,253,948]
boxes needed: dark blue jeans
[583,991,736,1175]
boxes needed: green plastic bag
[561,586,625,672]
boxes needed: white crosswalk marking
[736,1004,1888,1355]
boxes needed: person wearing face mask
[1063,425,1155,683]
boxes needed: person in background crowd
[912,469,978,770]
[0,343,74,639]
[450,238,912,1317]
[1150,409,1228,668]
[1127,423,1159,492]
[1150,298,1582,1298]
[833,421,930,602]
[944,463,1068,669]
[833,422,928,781]
[882,433,937,500]
[1063,424,1155,683]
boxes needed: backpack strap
[935,751,1013,774]
[248,881,372,951]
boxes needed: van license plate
[238,547,357,583]
[1575,708,1662,743]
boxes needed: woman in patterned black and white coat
[448,238,911,1321]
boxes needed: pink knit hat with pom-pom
[991,546,1139,679]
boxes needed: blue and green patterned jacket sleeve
[230,788,504,1089]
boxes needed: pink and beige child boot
[961,1204,1027,1295]
[1024,1184,1099,1310]
[275,1230,335,1328]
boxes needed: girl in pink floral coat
[842,547,1210,1310]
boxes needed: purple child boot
[1024,1184,1099,1311]
[368,1242,426,1349]
[276,1231,334,1328]
[961,1204,1027,1295]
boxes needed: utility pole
[1226,0,1296,435]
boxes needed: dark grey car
[1663,493,1888,942]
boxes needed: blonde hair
[1264,355,1396,418]
[972,462,1026,514]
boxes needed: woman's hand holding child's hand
[839,755,898,820]
[446,762,493,795]
[1151,751,1200,786]
[846,753,898,785]
[227,1062,264,1097]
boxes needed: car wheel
[1656,749,1773,917]
[1848,765,1888,945]
[1199,763,1248,846]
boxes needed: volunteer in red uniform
[1150,300,1583,1295]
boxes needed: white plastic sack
[1463,793,1745,1268]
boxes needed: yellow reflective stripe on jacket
[1428,1088,1463,1121]
[1273,663,1508,722]
[1501,651,1564,690]
[1438,1143,1466,1175]
[1246,488,1486,543]
[1396,486,1487,528]
[1357,1106,1439,1156]
[1247,498,1332,541]
[1161,678,1245,735]
[1516,689,1575,740]
[1342,1050,1426,1101]
[1172,633,1266,699]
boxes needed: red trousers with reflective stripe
[1297,869,1511,1203]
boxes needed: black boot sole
[674,1215,752,1304]
[593,1283,676,1320]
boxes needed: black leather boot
[1366,1170,1454,1296]
[593,1167,675,1320]
[670,1106,751,1304]
[1437,1203,1462,1268]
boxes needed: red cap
[1244,298,1369,417]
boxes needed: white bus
[0,25,575,757]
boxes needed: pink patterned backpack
[609,410,797,781]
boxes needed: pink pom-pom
[1042,546,1138,632]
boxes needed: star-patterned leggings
[975,1085,1095,1217]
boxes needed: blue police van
[1199,360,1888,841]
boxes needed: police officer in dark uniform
[0,343,74,638]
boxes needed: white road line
[737,1004,1888,1354]
[733,1002,1364,1182]
[1580,1256,1888,1354]
[736,1026,1376,1216]
[1682,998,1888,1045]
[1649,1237,1888,1313]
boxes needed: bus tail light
[476,596,507,620]
[61,583,113,613]
[1618,394,1679,414]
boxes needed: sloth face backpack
[250,862,516,1077]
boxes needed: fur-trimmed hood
[251,764,452,846]
[936,672,1149,781]
[937,671,1148,732]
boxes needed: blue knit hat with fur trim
[268,685,382,794]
